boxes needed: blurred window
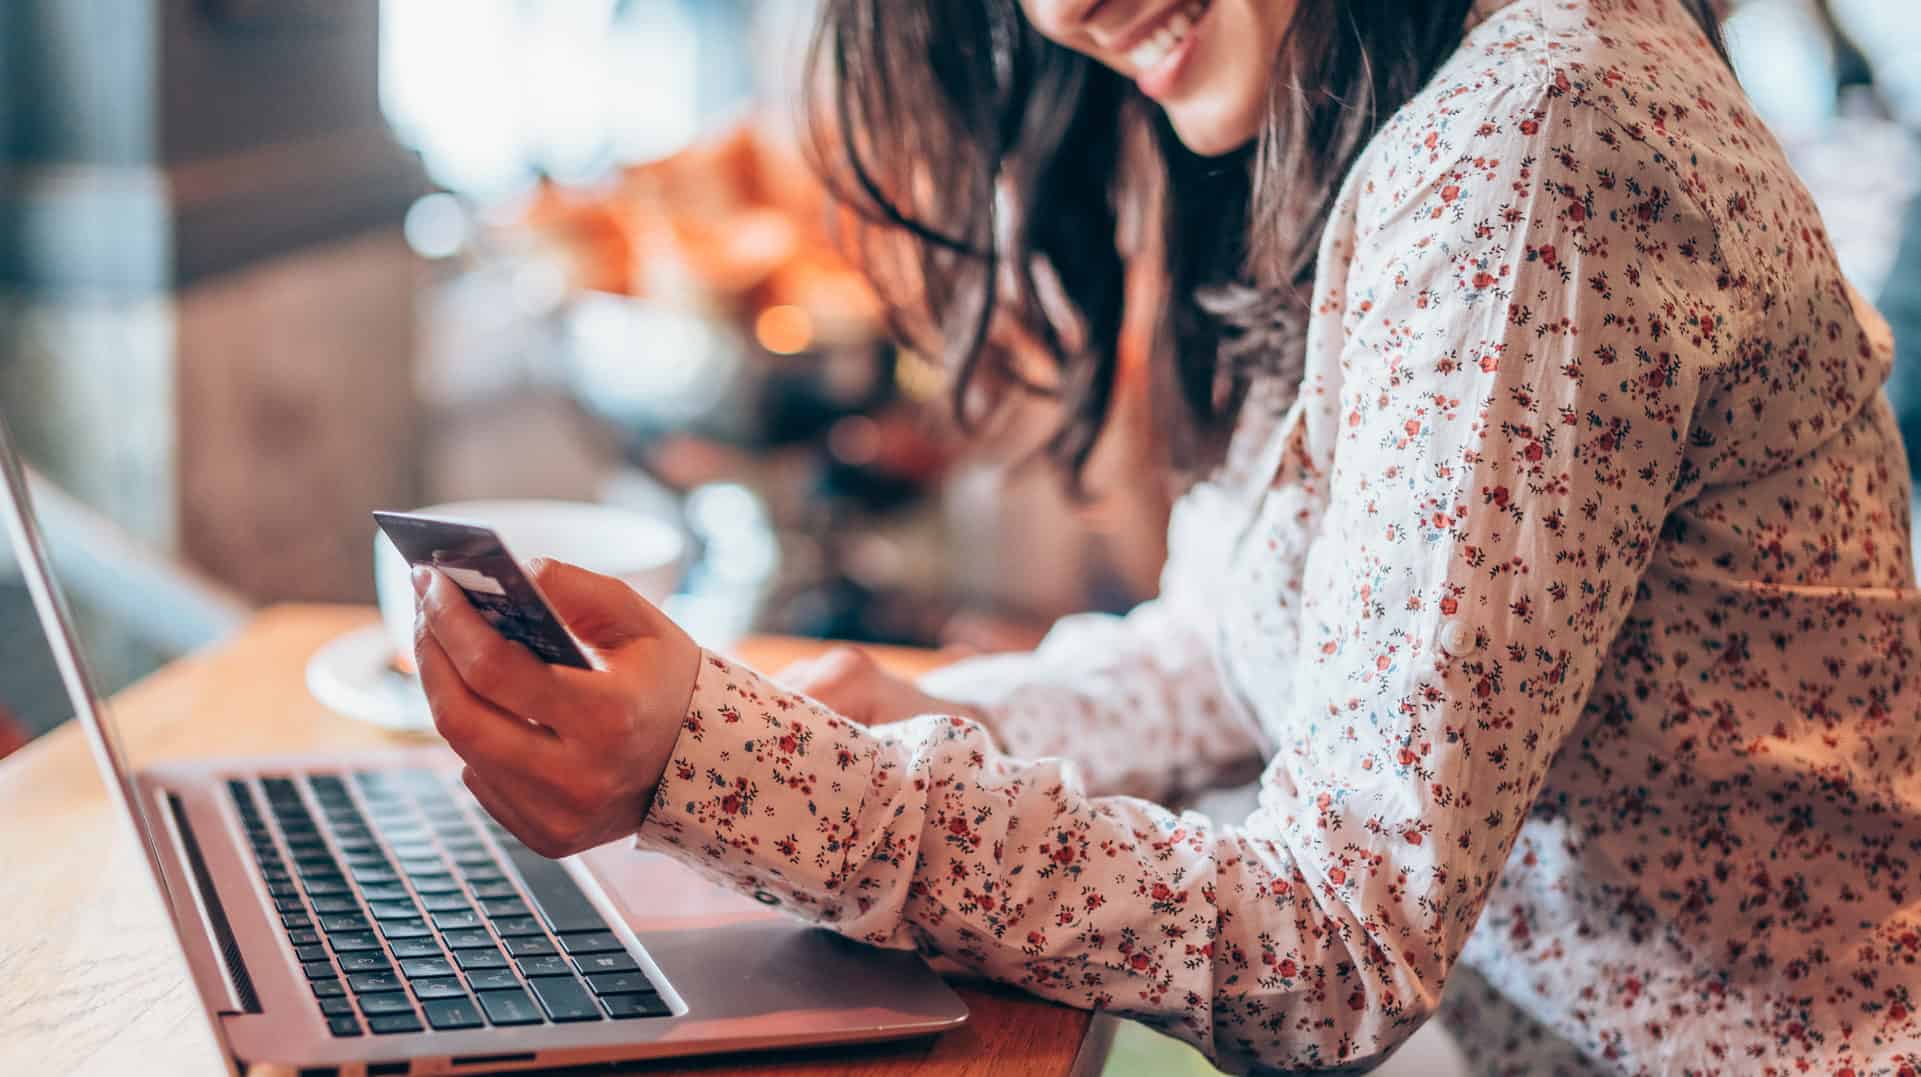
[378,0,761,200]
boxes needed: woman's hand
[412,559,701,859]
[777,646,985,728]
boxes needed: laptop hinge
[161,792,261,1014]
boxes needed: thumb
[525,557,664,652]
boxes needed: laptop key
[282,912,314,931]
[558,932,623,955]
[410,873,460,894]
[288,929,322,947]
[369,1013,424,1035]
[464,968,520,992]
[601,992,671,1019]
[312,979,347,998]
[400,957,455,979]
[492,916,544,937]
[336,952,392,974]
[475,988,544,1026]
[585,972,652,996]
[572,952,640,976]
[294,944,330,963]
[411,977,467,1000]
[326,1014,363,1037]
[353,866,400,885]
[319,914,369,933]
[433,910,483,931]
[442,929,495,950]
[318,997,355,1018]
[347,971,404,994]
[311,895,358,915]
[359,883,412,902]
[455,948,508,971]
[302,960,338,980]
[423,996,485,1030]
[328,931,381,952]
[478,898,530,919]
[528,976,602,1022]
[303,878,350,897]
[368,900,421,921]
[273,896,305,914]
[468,880,518,900]
[421,893,471,914]
[380,919,433,940]
[389,937,443,959]
[516,955,569,977]
[503,936,555,958]
[357,992,414,1016]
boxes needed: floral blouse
[636,1,1921,1073]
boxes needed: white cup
[375,499,687,671]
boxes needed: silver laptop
[0,414,967,1075]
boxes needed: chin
[1162,99,1265,157]
[1160,105,1267,156]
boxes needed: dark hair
[805,1,1729,486]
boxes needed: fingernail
[412,566,432,596]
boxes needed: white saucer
[306,624,437,734]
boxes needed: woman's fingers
[781,647,880,717]
[417,569,557,719]
[415,623,562,775]
[526,557,668,652]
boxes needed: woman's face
[1018,0,1295,155]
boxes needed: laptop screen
[0,413,180,915]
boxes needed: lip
[1132,1,1214,100]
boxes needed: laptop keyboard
[228,768,673,1038]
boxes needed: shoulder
[1348,1,1758,242]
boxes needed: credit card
[373,510,593,669]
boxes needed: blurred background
[0,0,1917,758]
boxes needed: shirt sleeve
[637,72,1714,1072]
[914,479,1269,803]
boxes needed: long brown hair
[805,1,1728,485]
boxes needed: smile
[1125,0,1212,74]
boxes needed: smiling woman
[412,2,1921,1074]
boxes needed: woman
[412,0,1921,1071]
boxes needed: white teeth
[1127,1,1208,74]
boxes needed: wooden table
[0,605,1104,1077]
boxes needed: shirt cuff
[634,649,883,913]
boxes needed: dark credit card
[373,510,592,669]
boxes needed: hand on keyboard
[413,558,700,859]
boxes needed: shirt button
[1440,620,1476,657]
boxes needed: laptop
[0,414,967,1075]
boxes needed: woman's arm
[912,480,1270,803]
[779,474,1273,805]
[638,73,1718,1070]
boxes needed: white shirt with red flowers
[636,1,1921,1073]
